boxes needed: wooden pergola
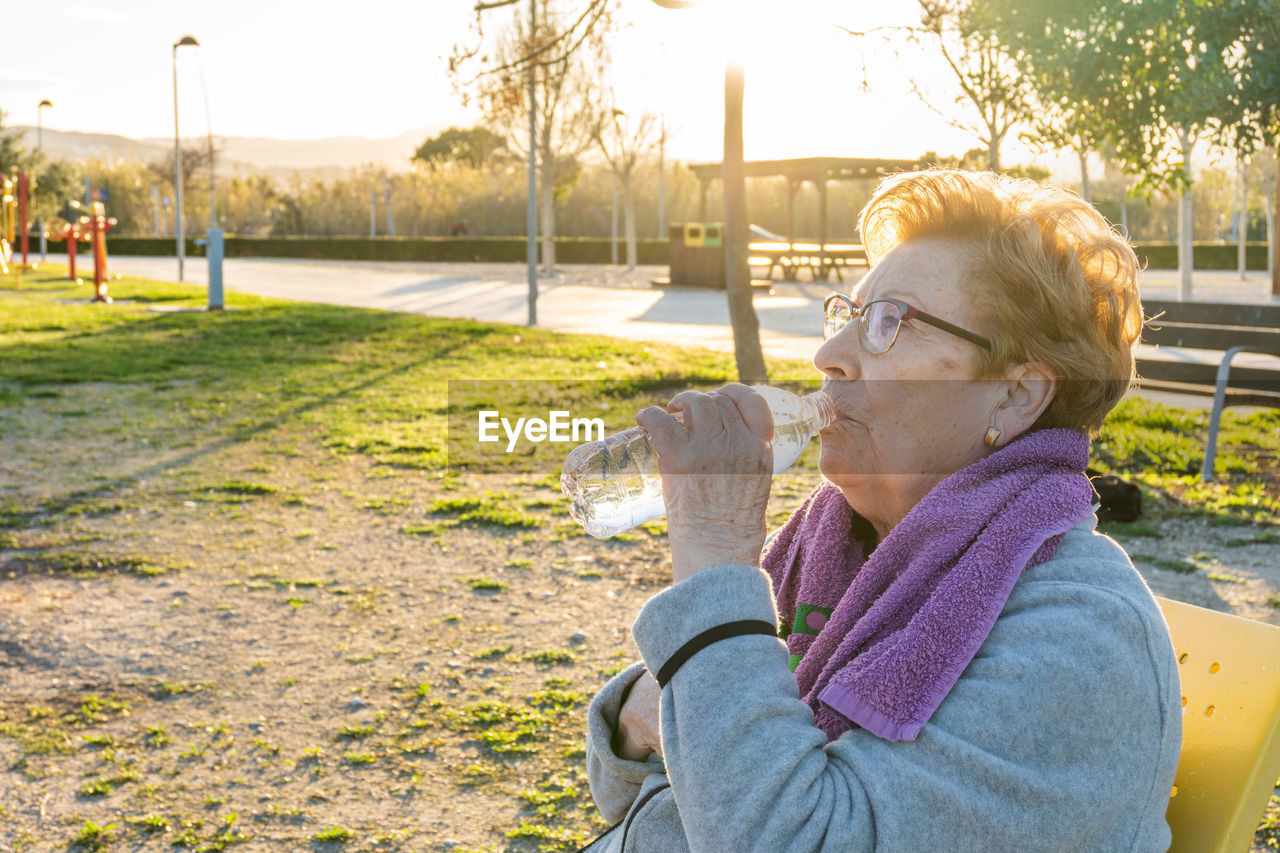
[688,156,924,247]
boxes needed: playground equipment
[76,201,118,303]
[17,170,32,269]
[44,215,84,284]
[0,168,38,275]
[43,201,117,301]
[0,172,13,276]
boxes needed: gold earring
[984,426,1001,448]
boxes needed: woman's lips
[820,410,859,432]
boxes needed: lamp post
[610,108,624,265]
[173,35,199,282]
[37,99,52,150]
[648,0,766,382]
[657,116,666,239]
[526,0,538,326]
[37,99,52,262]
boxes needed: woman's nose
[812,326,860,381]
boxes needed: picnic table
[749,241,868,283]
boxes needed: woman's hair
[859,168,1143,435]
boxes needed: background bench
[1137,299,1280,481]
[748,242,867,283]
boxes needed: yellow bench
[1159,596,1280,852]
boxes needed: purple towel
[762,428,1095,742]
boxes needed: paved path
[104,256,1279,368]
[106,257,829,360]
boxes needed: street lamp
[37,99,53,262]
[610,108,624,265]
[37,100,52,150]
[647,0,765,381]
[172,35,199,282]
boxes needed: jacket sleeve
[585,661,670,823]
[631,563,1178,853]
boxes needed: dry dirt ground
[2,386,1280,852]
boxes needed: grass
[0,268,743,482]
[1131,553,1201,574]
[1094,397,1280,526]
[3,269,1275,531]
[460,576,508,593]
[208,479,279,497]
[314,826,354,842]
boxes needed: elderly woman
[581,169,1180,852]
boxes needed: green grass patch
[1131,553,1200,574]
[401,519,455,537]
[72,820,116,850]
[428,493,540,529]
[337,723,375,739]
[79,779,113,797]
[207,479,278,497]
[314,826,354,842]
[460,576,508,593]
[1221,530,1280,547]
[1,550,175,578]
[1097,520,1162,538]
[0,269,758,497]
[524,649,576,666]
[1094,398,1279,525]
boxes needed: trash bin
[668,222,725,288]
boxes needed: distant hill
[11,125,446,179]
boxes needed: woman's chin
[818,445,871,487]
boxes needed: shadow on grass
[1,303,496,528]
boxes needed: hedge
[100,236,670,265]
[1131,242,1269,271]
[91,236,1270,271]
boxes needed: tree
[592,105,658,270]
[911,0,1033,173]
[452,0,611,272]
[147,142,224,237]
[222,175,283,237]
[0,110,30,172]
[983,0,1280,298]
[412,126,508,170]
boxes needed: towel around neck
[761,427,1096,742]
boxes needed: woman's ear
[991,363,1056,445]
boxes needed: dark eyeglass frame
[823,293,994,353]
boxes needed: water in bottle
[560,386,835,538]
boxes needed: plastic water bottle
[560,386,836,539]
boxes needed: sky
[2,0,1052,167]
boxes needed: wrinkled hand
[636,383,773,582]
[613,669,664,762]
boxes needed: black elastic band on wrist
[654,620,778,688]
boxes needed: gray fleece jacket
[584,516,1182,852]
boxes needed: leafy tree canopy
[0,109,33,173]
[412,126,508,170]
[980,0,1280,191]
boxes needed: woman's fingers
[716,383,773,442]
[635,406,686,454]
[614,671,663,761]
[667,390,724,439]
[639,387,774,471]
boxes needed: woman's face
[812,236,1007,535]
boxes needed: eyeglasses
[823,293,994,354]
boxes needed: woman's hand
[613,669,664,762]
[636,383,773,582]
